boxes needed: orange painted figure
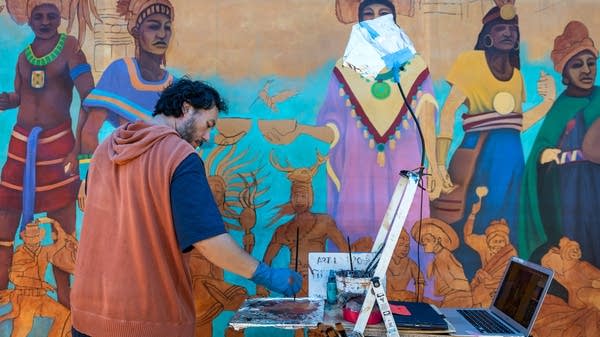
[386,229,425,302]
[411,218,473,307]
[0,0,97,308]
[1,217,77,337]
[464,187,517,307]
[260,151,348,297]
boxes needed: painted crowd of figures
[0,0,599,336]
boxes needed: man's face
[360,4,393,21]
[29,4,61,40]
[489,23,519,51]
[177,104,218,149]
[137,13,172,56]
[564,50,597,91]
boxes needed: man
[71,78,302,337]
[0,0,96,307]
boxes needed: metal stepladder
[348,170,420,337]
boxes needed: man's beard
[177,119,203,147]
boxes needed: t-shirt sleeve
[170,153,227,252]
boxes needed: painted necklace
[25,33,67,89]
[370,68,395,100]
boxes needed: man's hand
[250,262,302,297]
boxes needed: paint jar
[335,269,372,297]
[326,270,338,304]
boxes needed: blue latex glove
[251,262,302,297]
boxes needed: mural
[0,0,599,336]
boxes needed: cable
[396,79,427,303]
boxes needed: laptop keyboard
[457,309,514,334]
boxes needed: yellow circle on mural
[493,92,515,115]
[500,4,517,20]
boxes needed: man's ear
[131,27,140,40]
[181,101,192,115]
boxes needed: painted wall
[1,0,600,336]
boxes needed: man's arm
[193,233,258,278]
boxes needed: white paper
[342,14,416,79]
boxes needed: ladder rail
[352,172,420,337]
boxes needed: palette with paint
[229,297,325,330]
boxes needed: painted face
[565,243,582,261]
[291,184,312,212]
[137,13,172,55]
[487,235,507,255]
[177,104,218,149]
[29,4,61,40]
[489,23,519,51]
[397,231,410,257]
[564,50,597,91]
[420,233,437,253]
[360,4,393,21]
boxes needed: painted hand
[251,262,302,297]
[258,120,300,145]
[540,148,561,164]
[537,71,556,102]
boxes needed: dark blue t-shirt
[170,153,226,252]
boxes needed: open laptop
[439,256,554,337]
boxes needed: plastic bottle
[326,270,338,305]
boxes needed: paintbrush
[294,226,299,301]
[347,236,353,272]
[364,244,385,276]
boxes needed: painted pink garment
[317,65,433,244]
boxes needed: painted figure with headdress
[0,0,97,308]
[431,0,556,279]
[79,0,175,155]
[411,218,473,307]
[259,0,447,260]
[520,21,600,269]
[464,186,517,307]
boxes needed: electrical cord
[396,79,427,303]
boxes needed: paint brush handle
[347,236,353,271]
[294,227,299,301]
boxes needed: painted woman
[520,21,600,268]
[432,0,556,278]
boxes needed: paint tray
[229,297,325,330]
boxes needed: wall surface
[1,1,600,336]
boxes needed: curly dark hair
[153,76,228,117]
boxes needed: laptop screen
[491,258,552,332]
